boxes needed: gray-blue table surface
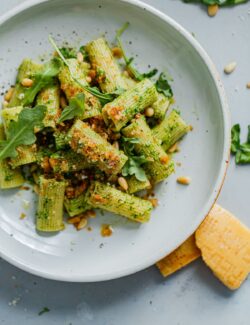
[0,1,250,324]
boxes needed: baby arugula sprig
[231,124,250,164]
[23,58,61,106]
[121,137,148,182]
[49,36,124,105]
[0,105,46,160]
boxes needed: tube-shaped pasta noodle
[0,125,24,189]
[59,59,101,119]
[126,176,151,194]
[87,181,153,223]
[122,115,172,183]
[151,93,171,120]
[145,159,175,184]
[68,120,127,175]
[1,106,23,131]
[152,110,189,151]
[54,130,68,150]
[10,145,37,168]
[121,75,169,120]
[36,177,66,232]
[49,150,90,173]
[102,78,157,131]
[36,83,60,128]
[8,59,43,107]
[86,38,128,93]
[5,60,41,167]
[64,193,91,217]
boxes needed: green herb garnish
[116,23,158,81]
[59,47,77,59]
[38,307,50,316]
[49,36,123,105]
[0,105,46,160]
[155,73,173,99]
[79,45,89,60]
[231,124,250,164]
[58,93,85,123]
[231,124,241,154]
[142,69,158,79]
[23,58,61,106]
[121,137,148,182]
[122,155,148,182]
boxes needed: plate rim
[0,0,231,282]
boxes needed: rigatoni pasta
[0,125,24,189]
[122,115,174,183]
[152,110,190,151]
[86,38,128,93]
[87,181,153,223]
[0,29,189,234]
[68,119,127,175]
[36,177,66,232]
[37,83,60,128]
[59,58,101,119]
[102,78,158,131]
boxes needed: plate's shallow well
[0,0,230,282]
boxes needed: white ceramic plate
[0,0,230,282]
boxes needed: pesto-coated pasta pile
[0,25,189,232]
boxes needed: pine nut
[21,78,33,87]
[168,142,179,153]
[177,176,191,185]
[144,107,154,117]
[118,177,128,191]
[246,82,250,89]
[4,87,14,102]
[207,4,219,17]
[86,76,92,83]
[113,141,119,150]
[148,198,158,208]
[77,52,84,63]
[123,70,130,78]
[112,47,123,58]
[224,61,237,74]
[77,217,88,230]
[68,216,81,224]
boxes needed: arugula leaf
[231,124,250,164]
[58,93,85,123]
[142,69,158,79]
[0,105,46,160]
[183,0,247,6]
[59,47,77,59]
[38,307,50,316]
[155,73,173,99]
[49,36,122,105]
[231,124,240,154]
[122,156,148,182]
[116,23,158,82]
[121,136,148,181]
[23,58,61,106]
[79,45,89,60]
